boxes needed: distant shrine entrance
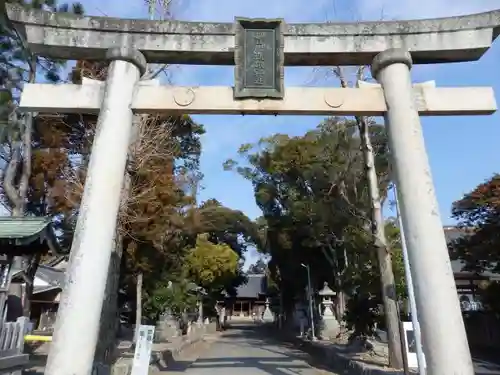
[7,5,500,375]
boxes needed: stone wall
[272,326,407,375]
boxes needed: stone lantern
[263,297,274,322]
[318,282,339,338]
[318,282,335,317]
[193,286,207,326]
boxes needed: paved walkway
[163,324,334,375]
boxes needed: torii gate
[7,5,500,375]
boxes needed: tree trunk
[337,246,348,319]
[4,64,36,319]
[333,66,403,369]
[336,285,346,320]
[134,272,143,343]
[357,116,404,369]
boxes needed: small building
[444,226,500,311]
[0,216,62,323]
[225,274,268,318]
[444,226,500,352]
[12,262,66,331]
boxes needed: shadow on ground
[186,357,314,375]
[202,323,500,375]
[23,353,46,375]
[21,324,500,375]
[159,323,341,374]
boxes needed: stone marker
[131,325,155,375]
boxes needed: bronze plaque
[234,17,285,99]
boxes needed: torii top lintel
[6,4,500,66]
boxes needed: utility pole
[394,186,426,375]
[301,263,316,341]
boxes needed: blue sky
[78,0,500,262]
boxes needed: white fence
[0,317,29,375]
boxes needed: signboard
[459,295,483,312]
[234,17,285,99]
[461,300,483,311]
[402,321,426,370]
[131,325,155,375]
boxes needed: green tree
[225,117,405,347]
[184,233,240,293]
[384,219,407,300]
[449,174,500,274]
[1,1,84,217]
[143,279,197,322]
[194,199,261,255]
[476,280,500,314]
[448,174,500,314]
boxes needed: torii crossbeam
[19,83,497,116]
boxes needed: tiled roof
[0,216,60,252]
[444,226,499,279]
[236,274,267,298]
[443,226,472,243]
[44,255,68,267]
[0,217,50,238]
[444,226,469,274]
[37,265,66,286]
[13,264,66,294]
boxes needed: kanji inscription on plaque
[234,17,285,99]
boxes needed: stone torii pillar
[44,47,146,375]
[372,49,473,375]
